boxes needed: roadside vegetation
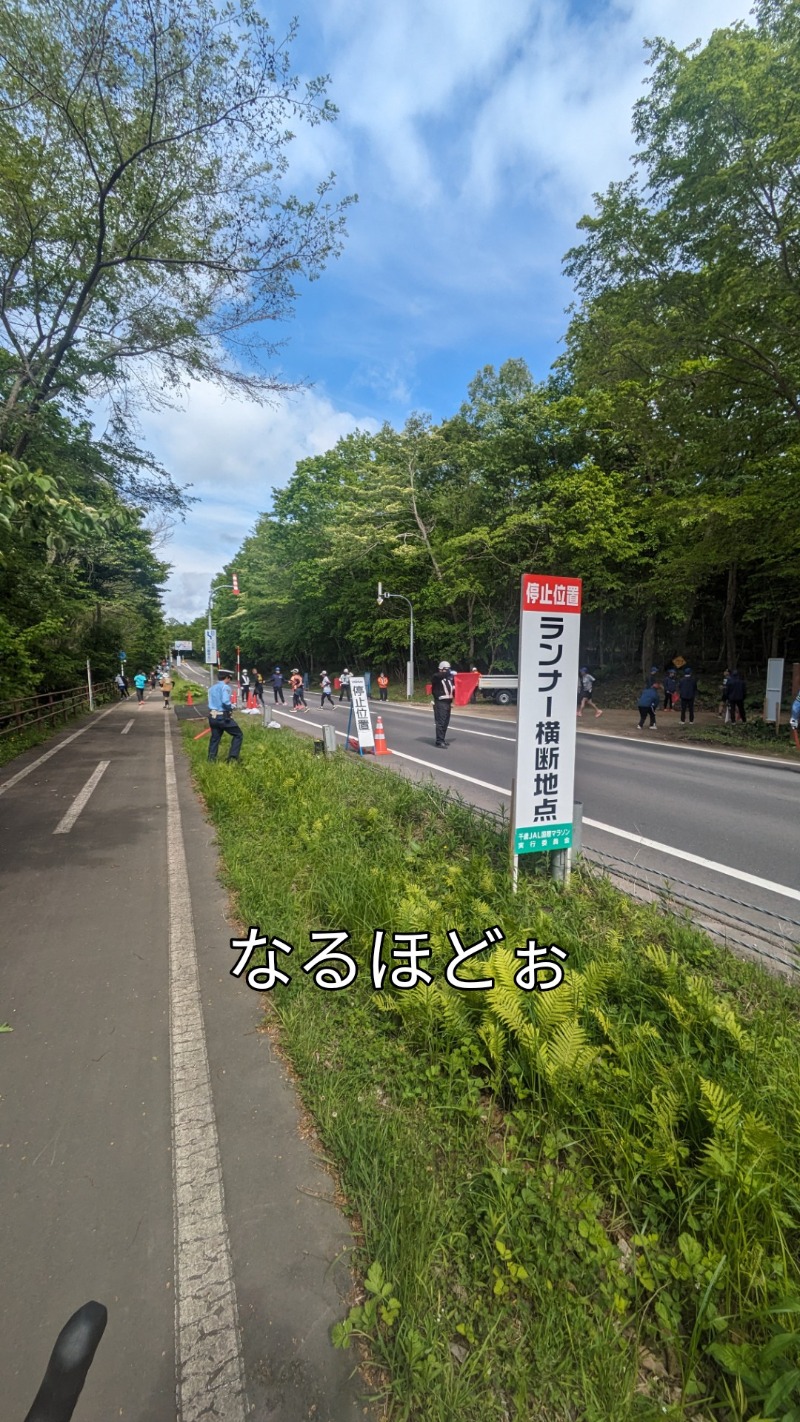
[184,724,800,1422]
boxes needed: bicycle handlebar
[23,1301,107,1422]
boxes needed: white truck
[476,673,518,706]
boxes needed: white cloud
[141,383,379,620]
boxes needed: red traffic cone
[247,689,257,710]
[374,716,390,755]
[187,689,193,706]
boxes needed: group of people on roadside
[115,666,173,708]
[238,664,392,710]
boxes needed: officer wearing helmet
[431,660,455,747]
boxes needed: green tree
[0,0,353,455]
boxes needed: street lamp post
[377,584,415,699]
[206,582,239,683]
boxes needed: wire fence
[0,681,116,740]
[420,785,799,976]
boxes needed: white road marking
[164,715,248,1422]
[53,761,110,834]
[121,719,135,734]
[387,746,510,794]
[584,818,800,904]
[0,702,119,798]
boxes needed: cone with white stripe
[374,716,389,755]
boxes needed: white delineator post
[86,657,94,712]
[511,573,582,886]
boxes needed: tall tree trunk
[641,611,656,678]
[770,613,781,659]
[723,564,737,669]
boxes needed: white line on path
[163,715,248,1422]
[272,709,800,904]
[583,818,800,904]
[387,745,511,794]
[53,761,109,834]
[121,719,134,734]
[0,702,119,799]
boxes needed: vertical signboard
[764,658,784,723]
[512,573,582,854]
[204,628,217,665]
[349,676,375,752]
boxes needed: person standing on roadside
[377,671,389,702]
[207,670,243,763]
[577,667,603,719]
[726,668,747,723]
[133,670,147,704]
[271,666,285,704]
[663,668,678,711]
[290,669,308,712]
[431,661,454,747]
[250,668,264,705]
[718,668,731,720]
[679,667,698,724]
[636,679,661,730]
[160,671,173,709]
[320,671,334,708]
[338,667,351,702]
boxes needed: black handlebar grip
[23,1301,108,1422]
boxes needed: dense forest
[193,1,800,681]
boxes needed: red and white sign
[512,575,582,855]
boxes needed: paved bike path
[0,697,367,1420]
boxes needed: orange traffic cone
[187,689,193,706]
[374,716,390,754]
[247,689,257,711]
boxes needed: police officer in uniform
[431,661,454,747]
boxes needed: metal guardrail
[0,683,115,740]
[23,1302,107,1422]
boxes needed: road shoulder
[172,720,371,1421]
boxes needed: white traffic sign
[512,573,582,854]
[349,676,375,752]
[204,628,217,665]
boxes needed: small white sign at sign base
[512,573,582,856]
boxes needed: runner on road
[133,671,147,704]
[290,669,308,712]
[320,671,334,708]
[160,672,173,709]
[577,667,603,719]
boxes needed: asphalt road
[178,662,798,971]
[0,693,369,1422]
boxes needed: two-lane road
[195,669,796,971]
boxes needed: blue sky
[145,0,754,620]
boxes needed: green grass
[182,723,800,1421]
